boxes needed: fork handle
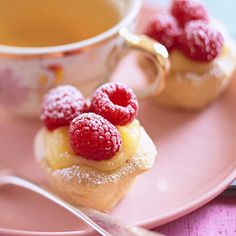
[0,175,163,236]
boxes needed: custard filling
[44,119,141,172]
[169,45,229,75]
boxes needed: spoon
[0,165,163,236]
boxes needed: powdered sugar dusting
[69,113,122,161]
[182,21,224,61]
[40,85,86,130]
[53,158,142,186]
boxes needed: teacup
[0,0,168,117]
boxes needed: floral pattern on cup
[38,64,64,89]
[46,64,64,85]
[0,68,29,107]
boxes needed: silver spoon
[0,165,163,236]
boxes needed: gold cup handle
[119,28,169,98]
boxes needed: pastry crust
[34,127,156,211]
[155,46,236,110]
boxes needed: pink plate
[0,53,236,236]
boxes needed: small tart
[34,126,156,211]
[35,82,156,212]
[154,21,236,110]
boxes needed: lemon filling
[44,119,141,172]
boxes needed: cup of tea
[0,0,168,117]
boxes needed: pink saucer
[0,51,235,235]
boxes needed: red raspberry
[180,21,223,61]
[69,113,121,161]
[145,14,181,50]
[90,82,138,126]
[41,85,86,130]
[171,0,208,26]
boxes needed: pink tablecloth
[154,196,236,236]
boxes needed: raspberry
[145,14,181,50]
[41,85,86,130]
[180,21,224,61]
[69,113,121,161]
[90,82,138,126]
[171,0,208,26]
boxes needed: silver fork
[0,165,163,236]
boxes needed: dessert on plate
[143,0,236,110]
[34,82,156,211]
